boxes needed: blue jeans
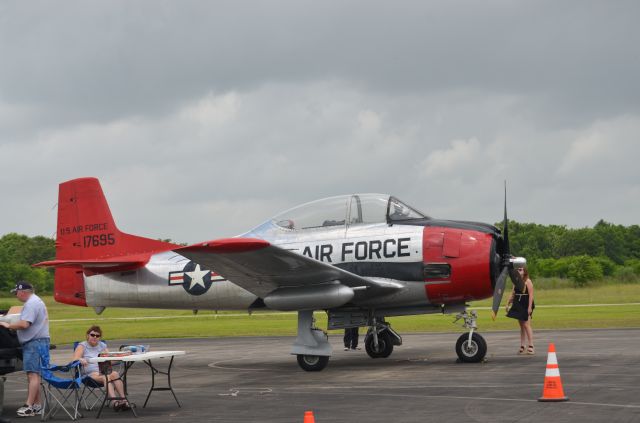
[22,338,50,373]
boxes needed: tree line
[1,219,639,293]
[0,233,55,293]
[507,220,640,286]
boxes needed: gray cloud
[1,1,639,243]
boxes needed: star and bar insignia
[168,261,226,296]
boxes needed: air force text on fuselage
[289,230,422,264]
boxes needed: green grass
[533,275,640,289]
[473,283,640,306]
[2,284,639,346]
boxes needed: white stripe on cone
[545,368,561,377]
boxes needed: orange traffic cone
[303,410,316,423]
[538,343,568,402]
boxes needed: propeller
[491,182,525,320]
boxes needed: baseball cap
[10,282,33,293]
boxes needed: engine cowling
[422,226,496,304]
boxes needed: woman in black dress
[506,264,535,354]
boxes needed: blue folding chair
[40,360,83,421]
[72,341,106,411]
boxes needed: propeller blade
[491,267,509,320]
[509,267,525,292]
[502,180,510,256]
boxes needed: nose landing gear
[453,310,487,363]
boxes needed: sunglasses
[88,333,101,338]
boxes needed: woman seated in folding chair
[72,325,131,411]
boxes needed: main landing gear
[453,309,487,363]
[292,311,404,370]
[364,318,402,359]
[292,310,331,371]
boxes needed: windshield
[387,196,427,222]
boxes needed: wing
[175,238,400,302]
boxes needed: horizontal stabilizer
[34,254,149,269]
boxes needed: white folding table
[88,350,186,418]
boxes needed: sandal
[113,400,130,411]
[527,345,535,355]
[518,346,525,354]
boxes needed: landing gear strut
[453,309,487,363]
[364,317,402,359]
[292,310,331,371]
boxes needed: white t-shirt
[18,294,50,344]
[78,340,107,375]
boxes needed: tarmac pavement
[2,328,640,422]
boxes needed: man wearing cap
[0,282,50,417]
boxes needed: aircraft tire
[455,332,487,363]
[296,354,329,371]
[365,330,394,358]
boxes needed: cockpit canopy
[270,194,428,231]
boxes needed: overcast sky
[1,1,639,243]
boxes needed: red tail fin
[56,177,176,260]
[40,177,179,306]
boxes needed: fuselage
[82,198,500,313]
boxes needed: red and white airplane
[36,177,523,371]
